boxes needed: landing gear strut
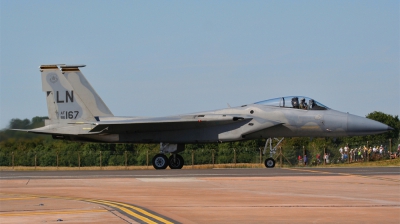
[263,137,284,168]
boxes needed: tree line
[0,111,398,167]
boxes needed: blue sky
[1,0,399,129]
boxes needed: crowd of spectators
[298,153,330,166]
[295,143,399,166]
[338,144,400,162]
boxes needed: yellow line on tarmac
[84,199,158,224]
[284,168,400,183]
[0,197,37,200]
[45,196,173,223]
[92,199,174,224]
[0,193,174,224]
[285,168,333,175]
[0,209,107,217]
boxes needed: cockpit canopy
[255,96,329,110]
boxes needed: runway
[1,167,399,223]
[2,167,399,179]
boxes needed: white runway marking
[137,177,203,182]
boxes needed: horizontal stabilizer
[11,129,54,134]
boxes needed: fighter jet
[14,64,393,169]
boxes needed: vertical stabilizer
[40,65,95,123]
[61,65,113,117]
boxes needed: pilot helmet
[300,97,305,102]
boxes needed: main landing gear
[152,154,184,169]
[152,154,169,169]
[152,143,185,170]
[168,154,184,169]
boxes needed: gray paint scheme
[16,65,393,144]
[63,70,113,116]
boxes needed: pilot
[299,98,308,109]
[308,99,316,109]
[291,97,299,109]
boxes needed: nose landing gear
[263,137,284,168]
[264,158,276,168]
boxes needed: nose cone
[347,114,393,135]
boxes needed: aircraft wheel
[264,158,275,168]
[169,154,184,169]
[152,154,169,170]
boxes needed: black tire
[264,158,275,168]
[152,154,169,169]
[169,154,184,169]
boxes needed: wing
[12,114,283,137]
[88,114,251,134]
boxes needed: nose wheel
[264,158,275,168]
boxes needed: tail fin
[60,65,113,117]
[40,64,112,125]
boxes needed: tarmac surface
[1,167,399,223]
